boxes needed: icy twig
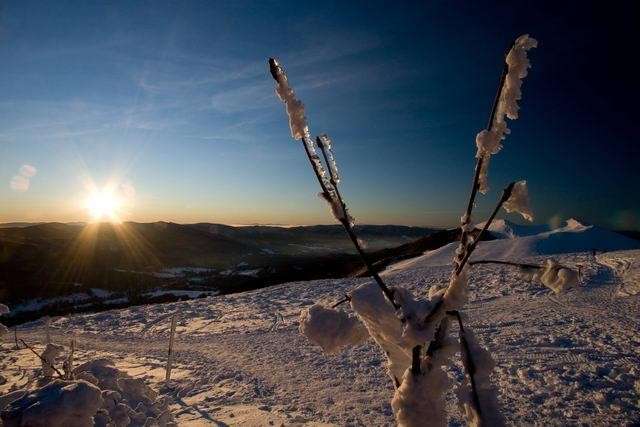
[457,47,511,268]
[269,57,397,309]
[469,259,543,269]
[331,295,351,308]
[423,182,515,332]
[451,311,482,419]
[455,182,516,276]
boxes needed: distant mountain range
[0,222,436,308]
[2,220,638,325]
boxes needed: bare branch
[19,338,65,379]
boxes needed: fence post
[165,313,177,387]
[45,317,51,344]
[68,336,76,379]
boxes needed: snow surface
[1,221,640,425]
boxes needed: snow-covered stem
[317,135,347,216]
[455,182,515,276]
[457,48,511,266]
[452,311,483,419]
[423,182,515,332]
[411,345,422,375]
[295,96,397,310]
[19,338,64,378]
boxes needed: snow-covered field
[1,220,640,425]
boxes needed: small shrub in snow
[270,34,538,426]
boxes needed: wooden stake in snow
[165,313,177,387]
[45,317,51,344]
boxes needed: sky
[0,1,638,229]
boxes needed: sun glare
[85,190,122,222]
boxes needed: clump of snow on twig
[1,379,103,427]
[41,343,65,378]
[534,259,579,293]
[458,325,505,427]
[391,337,457,427]
[503,180,534,222]
[299,304,369,354]
[349,282,413,383]
[349,282,445,384]
[476,34,537,194]
[272,61,309,140]
[318,191,354,226]
[393,287,441,347]
[270,61,354,227]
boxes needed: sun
[84,189,122,222]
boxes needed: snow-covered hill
[1,224,640,425]
[386,219,640,272]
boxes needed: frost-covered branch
[475,35,537,195]
[458,36,537,270]
[455,182,516,276]
[270,33,538,426]
[453,311,504,427]
[268,57,397,309]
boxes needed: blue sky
[0,1,638,229]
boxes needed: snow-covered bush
[1,379,103,427]
[74,358,175,426]
[269,34,538,426]
[1,357,174,426]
